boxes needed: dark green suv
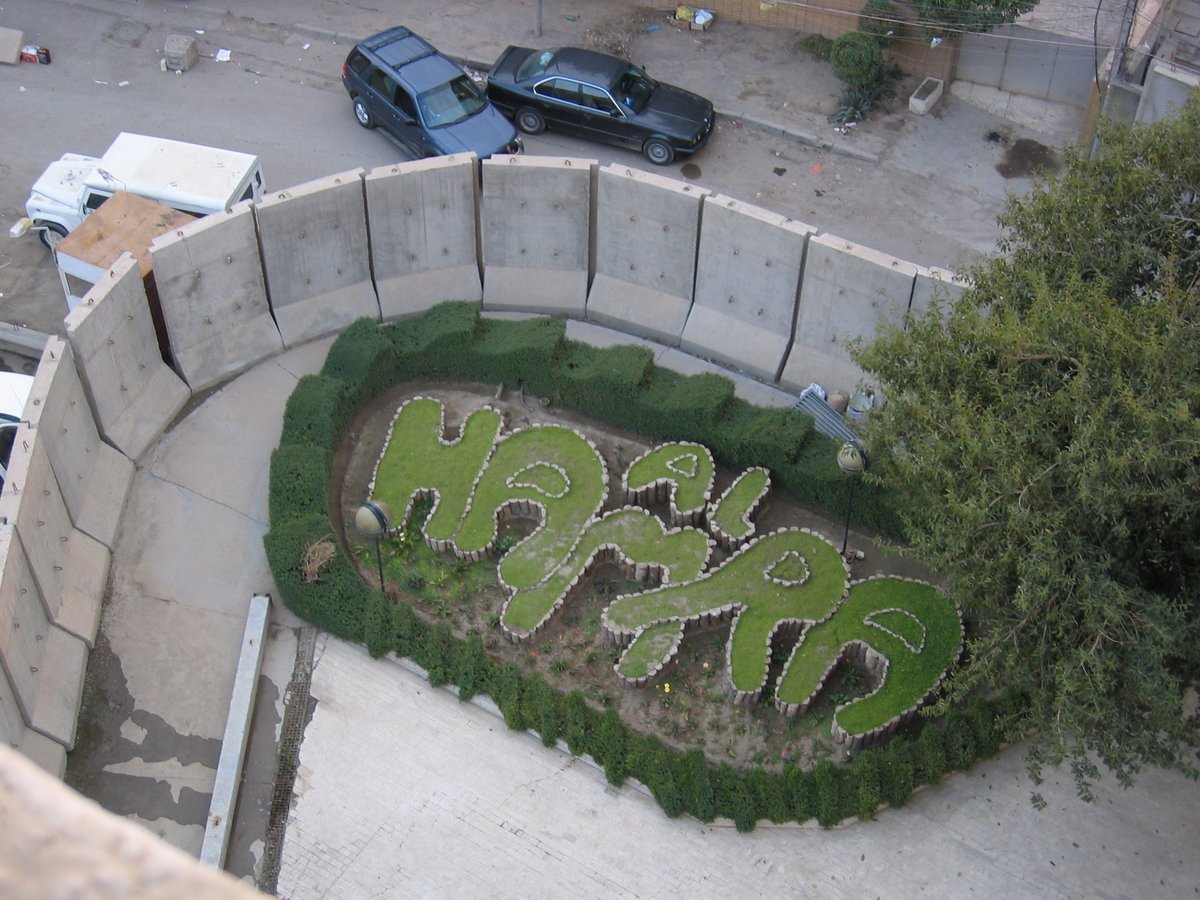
[341,27,521,160]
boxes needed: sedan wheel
[353,98,374,129]
[515,108,545,135]
[643,139,675,166]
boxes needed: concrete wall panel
[780,233,917,395]
[481,156,594,316]
[0,523,46,729]
[151,203,283,392]
[64,255,190,463]
[0,519,88,750]
[586,164,709,344]
[366,155,481,319]
[680,195,815,381]
[911,265,968,318]
[0,428,108,646]
[256,170,380,346]
[1136,64,1200,125]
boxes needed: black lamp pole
[354,500,393,590]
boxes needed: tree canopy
[854,97,1200,800]
[912,0,1038,35]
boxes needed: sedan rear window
[517,48,558,82]
[418,74,488,127]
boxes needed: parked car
[341,27,522,161]
[486,46,715,165]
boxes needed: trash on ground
[215,48,232,62]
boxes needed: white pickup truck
[20,132,265,249]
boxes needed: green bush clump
[279,374,351,465]
[364,591,394,659]
[797,33,834,59]
[786,765,817,823]
[813,759,847,826]
[594,708,629,786]
[493,662,528,731]
[463,316,565,389]
[719,766,760,833]
[263,513,365,640]
[421,622,458,688]
[561,690,597,757]
[830,32,884,87]
[268,443,329,524]
[880,738,915,807]
[456,633,493,701]
[522,673,561,747]
[323,317,399,411]
[852,751,883,820]
[681,749,717,823]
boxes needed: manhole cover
[680,162,702,180]
[996,138,1061,179]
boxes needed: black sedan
[486,46,714,166]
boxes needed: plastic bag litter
[674,5,695,21]
[694,9,714,25]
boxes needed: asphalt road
[0,0,1070,352]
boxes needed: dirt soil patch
[331,382,932,772]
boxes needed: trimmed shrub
[813,759,845,826]
[786,765,818,823]
[280,374,350,464]
[880,738,915,808]
[363,591,394,659]
[463,315,565,390]
[851,751,883,820]
[391,601,424,659]
[747,767,789,824]
[594,708,628,786]
[268,443,329,525]
[681,749,717,823]
[323,317,399,411]
[456,633,493,701]
[263,514,365,640]
[522,673,561,747]
[830,32,884,87]
[797,32,834,59]
[718,766,759,833]
[421,622,458,688]
[493,663,528,731]
[914,723,948,783]
[561,690,597,757]
[944,709,978,771]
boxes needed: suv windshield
[614,67,656,114]
[418,75,488,127]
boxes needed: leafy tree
[913,0,1037,36]
[854,98,1200,801]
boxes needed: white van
[23,133,265,249]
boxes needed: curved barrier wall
[0,153,958,778]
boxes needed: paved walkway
[279,636,1200,899]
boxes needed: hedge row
[274,303,903,534]
[362,589,1022,829]
[263,303,1018,829]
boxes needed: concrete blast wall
[64,255,190,462]
[680,195,815,381]
[150,202,283,392]
[481,156,594,316]
[366,155,481,319]
[255,170,380,345]
[780,233,917,394]
[0,513,90,752]
[23,338,133,551]
[911,265,969,318]
[586,164,709,344]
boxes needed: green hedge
[264,303,1015,829]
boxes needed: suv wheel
[353,97,375,129]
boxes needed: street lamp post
[836,442,868,556]
[354,500,393,590]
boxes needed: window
[516,48,558,82]
[346,50,370,76]
[417,74,486,127]
[368,67,399,104]
[536,78,581,106]
[84,192,111,212]
[393,85,418,120]
[614,67,656,113]
[580,84,618,114]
